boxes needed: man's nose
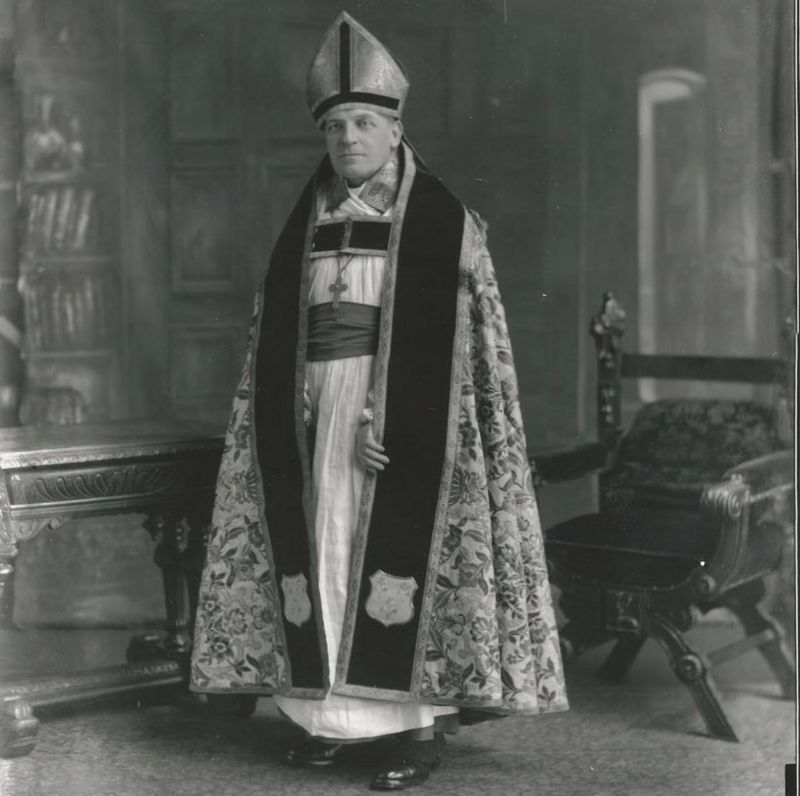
[340,122,358,145]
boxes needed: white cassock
[273,184,457,740]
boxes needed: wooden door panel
[168,322,246,422]
[169,11,236,141]
[170,165,240,294]
[164,7,248,423]
[124,0,585,447]
[239,18,321,142]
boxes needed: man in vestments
[191,11,567,790]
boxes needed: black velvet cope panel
[254,162,464,694]
[346,172,464,692]
[254,178,325,690]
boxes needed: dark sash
[307,302,380,362]
[254,158,464,693]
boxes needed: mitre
[306,11,409,125]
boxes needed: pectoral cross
[329,273,348,311]
[328,255,353,311]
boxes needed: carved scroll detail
[23,465,180,504]
[701,477,746,520]
[13,517,65,544]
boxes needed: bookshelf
[16,1,121,424]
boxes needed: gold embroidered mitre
[306,11,409,126]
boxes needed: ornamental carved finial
[590,291,626,367]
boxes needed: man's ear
[391,119,403,148]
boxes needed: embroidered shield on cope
[365,569,419,628]
[281,573,312,628]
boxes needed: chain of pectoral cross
[328,253,355,311]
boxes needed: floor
[0,616,796,796]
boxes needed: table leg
[0,553,15,629]
[182,504,211,630]
[0,699,39,758]
[154,512,194,657]
[129,512,192,664]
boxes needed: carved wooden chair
[538,292,795,742]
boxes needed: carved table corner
[0,420,224,758]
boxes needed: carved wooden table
[0,420,225,757]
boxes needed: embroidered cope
[190,143,568,726]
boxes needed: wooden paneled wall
[11,0,788,447]
[121,0,586,450]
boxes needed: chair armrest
[531,442,609,485]
[702,450,794,524]
[698,451,792,598]
[724,450,794,496]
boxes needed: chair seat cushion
[544,399,783,591]
[545,509,715,588]
[545,507,785,590]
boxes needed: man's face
[323,109,402,185]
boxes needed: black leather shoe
[369,756,440,790]
[284,738,343,768]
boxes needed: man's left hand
[356,423,390,472]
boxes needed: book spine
[38,276,51,350]
[52,280,62,350]
[64,284,76,348]
[21,279,35,351]
[73,188,95,251]
[26,192,42,249]
[74,281,86,348]
[94,275,107,341]
[83,273,96,347]
[41,188,58,252]
[53,187,75,251]
[32,278,43,350]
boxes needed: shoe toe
[370,758,438,790]
[285,740,342,767]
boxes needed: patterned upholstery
[618,399,779,473]
[605,399,779,510]
[547,398,783,586]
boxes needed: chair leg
[597,635,647,682]
[648,612,738,742]
[558,606,611,663]
[726,597,796,699]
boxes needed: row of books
[25,186,99,253]
[22,272,111,351]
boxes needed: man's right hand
[356,423,390,472]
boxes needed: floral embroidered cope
[190,152,568,717]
